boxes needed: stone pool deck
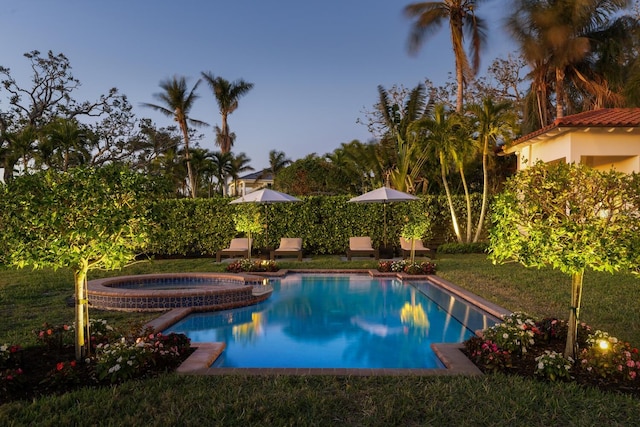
[176,342,483,376]
[147,270,510,377]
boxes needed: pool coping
[151,270,509,377]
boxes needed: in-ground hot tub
[88,273,273,312]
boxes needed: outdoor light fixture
[598,339,610,351]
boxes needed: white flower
[503,333,509,339]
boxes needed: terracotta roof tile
[511,108,640,146]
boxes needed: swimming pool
[163,274,502,369]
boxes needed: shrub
[437,242,489,254]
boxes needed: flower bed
[226,259,279,273]
[464,312,640,395]
[377,259,436,275]
[1,319,192,403]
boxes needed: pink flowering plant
[377,260,436,275]
[35,322,73,351]
[94,330,191,383]
[226,259,279,273]
[465,338,512,372]
[0,344,24,395]
[579,330,640,381]
[41,359,83,390]
[481,312,540,355]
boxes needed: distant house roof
[506,108,640,153]
[238,170,273,181]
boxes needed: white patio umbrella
[348,186,418,248]
[229,189,301,248]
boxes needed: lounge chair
[270,237,303,261]
[216,238,252,262]
[347,236,379,260]
[400,237,433,259]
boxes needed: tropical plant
[507,0,635,125]
[188,147,215,197]
[410,104,473,242]
[142,76,207,198]
[228,152,254,194]
[0,165,159,360]
[40,117,91,171]
[467,97,516,242]
[489,161,640,359]
[257,149,292,189]
[404,0,488,113]
[201,72,254,154]
[2,125,38,177]
[375,83,432,192]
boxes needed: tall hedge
[146,194,486,257]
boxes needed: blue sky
[1,0,517,172]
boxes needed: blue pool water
[163,274,500,369]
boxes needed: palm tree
[411,104,470,242]
[228,152,254,193]
[404,0,488,113]
[375,84,432,192]
[257,150,291,189]
[189,147,215,197]
[468,97,516,242]
[507,0,632,122]
[142,76,207,198]
[3,125,38,178]
[41,117,91,171]
[210,151,234,196]
[201,72,254,153]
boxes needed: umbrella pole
[265,205,269,250]
[383,203,387,248]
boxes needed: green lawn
[1,254,639,425]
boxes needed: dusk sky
[1,1,517,172]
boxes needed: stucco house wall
[505,109,640,174]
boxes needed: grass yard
[1,254,640,425]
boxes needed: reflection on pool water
[163,274,500,369]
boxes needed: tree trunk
[74,263,90,361]
[455,58,464,113]
[180,121,196,198]
[474,137,489,242]
[458,163,472,243]
[221,113,231,153]
[564,270,584,360]
[410,239,416,264]
[440,152,462,243]
[556,67,565,120]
